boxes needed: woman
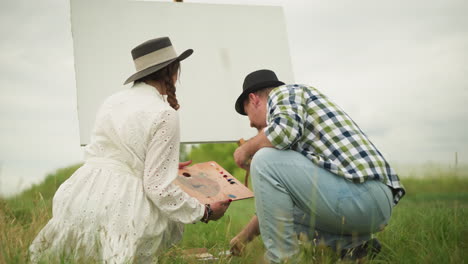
[30,37,231,263]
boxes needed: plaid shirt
[264,84,405,205]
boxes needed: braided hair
[135,60,181,110]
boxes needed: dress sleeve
[143,109,205,224]
[264,87,305,150]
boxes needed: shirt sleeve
[264,87,305,150]
[143,109,205,224]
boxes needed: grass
[1,157,467,263]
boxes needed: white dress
[29,82,205,263]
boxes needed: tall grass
[1,144,467,263]
[1,166,81,264]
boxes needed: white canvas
[70,0,294,144]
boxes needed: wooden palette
[174,161,254,204]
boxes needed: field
[1,143,467,263]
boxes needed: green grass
[1,144,467,263]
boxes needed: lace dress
[29,82,205,263]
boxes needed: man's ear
[248,93,259,106]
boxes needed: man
[231,69,405,263]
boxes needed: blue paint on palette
[228,194,237,198]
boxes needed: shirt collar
[132,82,167,103]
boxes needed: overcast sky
[1,0,467,197]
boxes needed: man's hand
[233,130,274,170]
[230,236,247,256]
[230,216,260,256]
[179,160,192,169]
[234,146,251,170]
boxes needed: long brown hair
[135,60,181,110]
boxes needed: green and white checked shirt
[264,84,405,205]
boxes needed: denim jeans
[250,148,393,263]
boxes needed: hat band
[133,46,178,71]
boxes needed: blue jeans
[251,148,393,263]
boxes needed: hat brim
[235,80,285,115]
[123,49,193,85]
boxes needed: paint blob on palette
[174,161,254,204]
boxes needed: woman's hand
[208,199,232,221]
[179,160,192,169]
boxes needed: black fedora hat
[235,69,284,115]
[124,37,193,85]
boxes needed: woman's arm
[143,109,205,224]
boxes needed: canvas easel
[237,138,250,188]
[72,0,294,145]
